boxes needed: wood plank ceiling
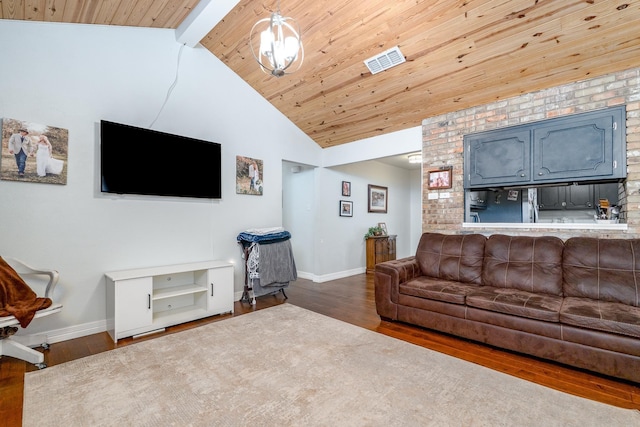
[3,1,640,149]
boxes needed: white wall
[312,160,414,279]
[321,126,422,167]
[0,19,424,341]
[282,154,422,282]
[0,20,321,339]
[316,126,423,279]
[281,161,316,275]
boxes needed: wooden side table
[366,235,397,273]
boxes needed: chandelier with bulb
[249,1,304,77]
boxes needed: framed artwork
[368,184,388,213]
[427,168,452,190]
[339,200,353,217]
[378,222,388,235]
[342,180,351,197]
[236,155,263,195]
[0,118,68,185]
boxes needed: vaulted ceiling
[3,1,640,148]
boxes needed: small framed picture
[378,222,388,235]
[339,200,353,217]
[342,181,351,197]
[236,155,264,195]
[368,184,388,213]
[427,168,452,190]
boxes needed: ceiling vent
[364,46,406,74]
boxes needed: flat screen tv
[100,120,222,199]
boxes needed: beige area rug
[24,304,640,426]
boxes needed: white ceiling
[375,153,422,171]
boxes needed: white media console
[105,260,234,342]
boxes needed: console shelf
[106,260,234,342]
[153,284,207,300]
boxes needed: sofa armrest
[374,256,421,320]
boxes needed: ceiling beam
[175,0,241,47]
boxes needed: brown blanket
[0,257,52,328]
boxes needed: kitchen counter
[462,222,627,231]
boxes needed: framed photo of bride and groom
[235,155,263,195]
[1,117,68,185]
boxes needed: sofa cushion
[563,237,640,307]
[399,276,480,305]
[561,297,640,339]
[415,233,486,285]
[482,234,564,296]
[466,287,562,322]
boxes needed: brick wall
[422,67,640,238]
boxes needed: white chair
[0,258,62,369]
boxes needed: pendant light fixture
[408,153,422,164]
[249,1,304,77]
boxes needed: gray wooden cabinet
[465,128,531,187]
[464,106,626,189]
[538,183,618,211]
[538,185,594,210]
[533,108,624,182]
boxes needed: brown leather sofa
[374,232,640,383]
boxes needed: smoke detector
[364,46,406,74]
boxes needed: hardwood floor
[2,274,640,426]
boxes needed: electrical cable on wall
[149,43,186,128]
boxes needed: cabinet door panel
[538,185,595,210]
[466,129,531,187]
[534,113,615,182]
[538,187,563,210]
[375,238,388,262]
[207,267,234,314]
[115,277,152,333]
[565,185,594,209]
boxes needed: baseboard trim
[45,319,108,344]
[233,268,365,301]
